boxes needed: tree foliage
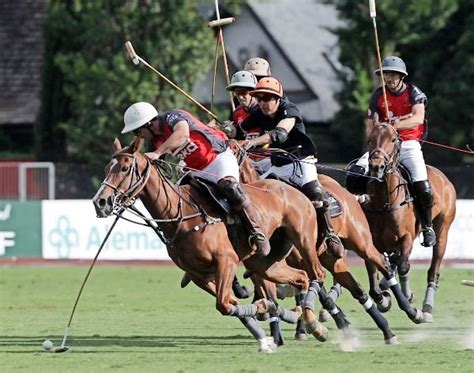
[37,0,216,170]
[326,0,473,164]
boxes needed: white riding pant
[251,157,272,174]
[356,140,428,182]
[191,148,240,184]
[261,156,318,187]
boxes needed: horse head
[93,136,151,217]
[368,124,401,179]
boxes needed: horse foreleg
[324,256,397,344]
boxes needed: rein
[367,125,413,212]
[103,151,222,246]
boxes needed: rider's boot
[316,206,345,258]
[217,178,271,256]
[301,180,345,258]
[413,180,436,247]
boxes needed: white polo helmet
[226,70,257,91]
[244,57,271,77]
[122,102,158,134]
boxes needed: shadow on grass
[0,334,253,353]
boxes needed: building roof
[0,0,46,125]
[193,0,343,123]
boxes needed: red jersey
[232,105,261,140]
[368,83,427,141]
[151,110,228,170]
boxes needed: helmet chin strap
[387,76,405,94]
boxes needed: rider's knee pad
[301,180,325,202]
[345,164,368,194]
[413,180,434,208]
[218,181,247,207]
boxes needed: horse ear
[129,136,142,153]
[113,137,122,152]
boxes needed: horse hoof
[318,308,331,323]
[258,337,277,353]
[254,299,277,315]
[410,308,424,324]
[180,273,192,288]
[306,320,329,342]
[406,292,415,303]
[376,291,392,313]
[295,332,308,341]
[385,336,399,345]
[423,312,433,323]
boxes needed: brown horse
[234,145,424,343]
[92,137,330,351]
[365,124,457,322]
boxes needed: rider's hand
[237,140,255,150]
[145,151,161,161]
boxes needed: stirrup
[248,232,271,256]
[421,227,436,247]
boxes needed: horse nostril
[97,198,106,208]
[107,195,114,207]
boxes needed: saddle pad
[325,192,343,218]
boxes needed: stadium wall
[0,199,473,261]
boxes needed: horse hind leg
[422,218,450,323]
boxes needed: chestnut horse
[235,145,424,344]
[93,137,330,352]
[365,124,456,322]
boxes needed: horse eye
[391,138,396,143]
[121,166,129,172]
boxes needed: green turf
[1,265,473,372]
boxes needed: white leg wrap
[362,298,374,311]
[386,277,398,287]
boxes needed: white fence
[0,162,55,200]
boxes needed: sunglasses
[132,121,153,135]
[255,94,278,102]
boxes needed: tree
[37,0,216,171]
[326,0,472,165]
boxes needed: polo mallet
[54,212,122,353]
[208,0,235,111]
[124,41,219,122]
[369,0,390,120]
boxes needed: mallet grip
[125,41,140,65]
[208,17,235,28]
[369,0,376,18]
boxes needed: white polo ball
[42,339,54,350]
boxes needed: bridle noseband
[369,124,401,174]
[101,152,152,209]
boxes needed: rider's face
[255,94,280,117]
[383,72,404,92]
[233,88,255,110]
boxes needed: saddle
[265,173,342,218]
[178,173,232,214]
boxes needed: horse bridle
[367,124,413,212]
[368,124,402,174]
[102,151,220,245]
[101,152,152,209]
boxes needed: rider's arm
[393,103,425,130]
[145,120,189,160]
[247,118,295,147]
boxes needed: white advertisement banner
[42,200,170,260]
[410,199,474,260]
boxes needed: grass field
[1,265,473,372]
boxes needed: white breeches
[261,156,318,187]
[192,148,240,184]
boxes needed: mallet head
[125,41,140,65]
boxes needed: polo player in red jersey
[121,102,271,257]
[356,56,436,247]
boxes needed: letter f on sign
[0,232,15,255]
